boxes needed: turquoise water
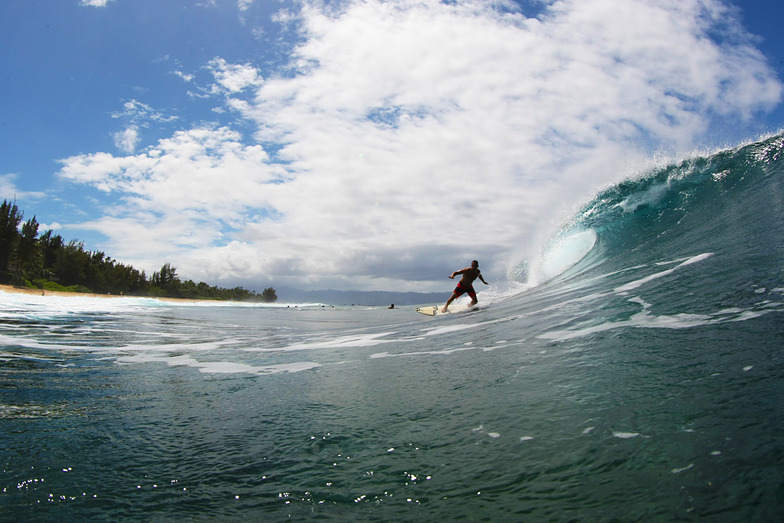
[2,134,783,520]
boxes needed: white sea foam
[0,334,91,352]
[369,344,498,359]
[199,361,321,375]
[253,332,400,353]
[614,253,714,294]
[725,310,768,322]
[0,290,321,318]
[0,403,56,419]
[418,315,513,338]
[0,349,55,363]
[537,303,715,341]
[422,324,479,336]
[115,352,320,375]
[539,273,777,342]
[715,308,745,315]
[618,181,670,214]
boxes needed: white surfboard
[415,302,479,316]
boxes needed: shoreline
[0,284,206,304]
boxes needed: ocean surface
[2,133,783,521]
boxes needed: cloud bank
[79,0,114,7]
[57,0,782,292]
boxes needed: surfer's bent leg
[443,284,468,312]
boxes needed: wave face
[1,134,783,521]
[577,133,784,276]
[520,132,784,332]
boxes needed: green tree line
[0,200,277,302]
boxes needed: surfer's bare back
[442,260,489,312]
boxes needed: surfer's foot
[441,307,448,313]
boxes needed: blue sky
[2,0,782,293]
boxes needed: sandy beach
[0,284,206,304]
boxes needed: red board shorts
[452,282,477,300]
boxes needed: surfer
[442,260,488,313]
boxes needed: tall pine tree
[0,200,23,278]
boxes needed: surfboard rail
[414,303,479,316]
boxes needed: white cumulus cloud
[113,126,140,154]
[80,0,114,7]
[58,0,782,292]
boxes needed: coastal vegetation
[0,200,277,302]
